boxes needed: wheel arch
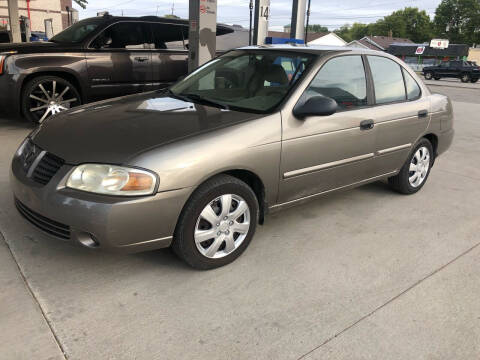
[423,133,438,157]
[20,70,85,105]
[177,168,268,227]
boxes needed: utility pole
[7,0,21,43]
[304,0,311,44]
[249,0,253,46]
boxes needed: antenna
[171,1,175,15]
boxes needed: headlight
[66,164,157,196]
[16,138,29,156]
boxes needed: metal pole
[290,0,306,41]
[305,0,311,44]
[253,0,269,45]
[7,0,21,43]
[249,0,253,46]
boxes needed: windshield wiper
[176,92,229,110]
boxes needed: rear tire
[172,175,259,270]
[471,78,479,83]
[434,77,441,80]
[388,138,434,195]
[461,73,470,83]
[21,76,81,124]
[424,72,433,80]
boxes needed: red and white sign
[415,46,426,55]
[430,39,449,49]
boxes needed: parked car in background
[0,15,233,123]
[0,30,48,43]
[11,46,454,269]
[423,60,480,83]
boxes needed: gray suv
[11,46,454,269]
[0,15,232,123]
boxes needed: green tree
[335,8,434,43]
[307,24,329,33]
[334,23,370,42]
[371,8,434,42]
[434,0,480,45]
[285,24,329,33]
[164,14,180,19]
[74,0,88,9]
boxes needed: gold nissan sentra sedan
[11,45,454,269]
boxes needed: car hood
[31,92,262,164]
[0,41,69,53]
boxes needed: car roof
[95,15,233,36]
[237,44,388,56]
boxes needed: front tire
[22,76,82,124]
[424,72,433,80]
[461,73,470,83]
[471,78,479,83]
[172,175,259,270]
[388,138,434,195]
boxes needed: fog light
[77,232,99,248]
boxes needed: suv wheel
[22,76,81,124]
[388,138,434,195]
[471,78,479,83]
[424,72,433,80]
[461,73,470,83]
[434,76,441,80]
[172,175,259,270]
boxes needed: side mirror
[293,96,337,119]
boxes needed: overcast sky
[74,0,442,31]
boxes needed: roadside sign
[415,46,425,55]
[430,39,449,49]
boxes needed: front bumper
[0,72,20,115]
[10,154,193,253]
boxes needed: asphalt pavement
[1,85,479,360]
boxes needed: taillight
[0,51,16,75]
[0,55,5,75]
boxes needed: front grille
[15,198,71,240]
[18,139,65,186]
[32,152,65,185]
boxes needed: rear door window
[151,23,186,50]
[368,56,406,104]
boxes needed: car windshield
[50,18,103,43]
[169,50,315,113]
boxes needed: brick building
[0,0,73,35]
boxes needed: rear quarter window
[368,56,406,104]
[402,68,421,100]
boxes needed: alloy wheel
[408,146,430,187]
[194,194,250,259]
[28,80,79,123]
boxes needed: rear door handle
[360,119,374,130]
[418,109,428,118]
[134,57,149,62]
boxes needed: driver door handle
[360,119,374,130]
[134,57,149,62]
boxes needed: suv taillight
[0,51,16,75]
[0,55,5,75]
